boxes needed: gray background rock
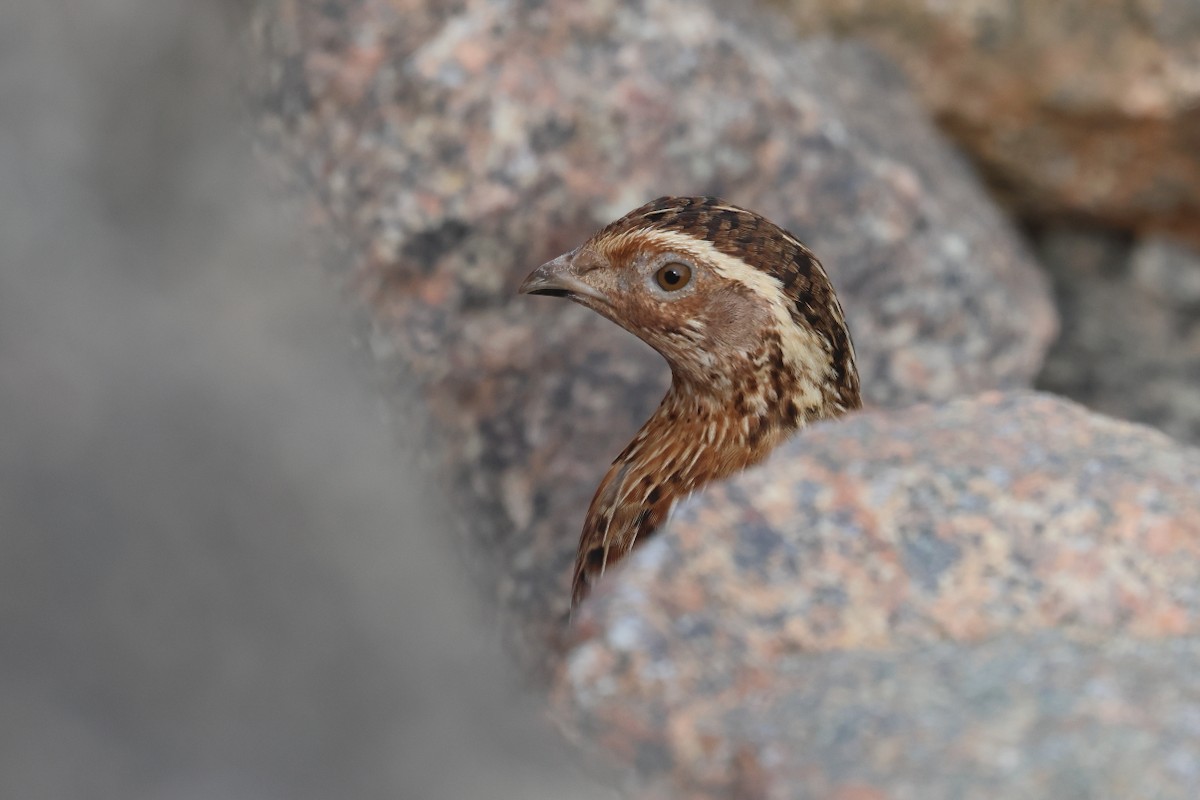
[1036,228,1200,445]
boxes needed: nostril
[573,248,607,275]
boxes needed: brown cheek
[702,287,767,351]
[615,294,666,337]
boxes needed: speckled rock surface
[1037,229,1200,446]
[566,632,1200,799]
[768,0,1200,243]
[555,391,1200,797]
[250,0,1055,664]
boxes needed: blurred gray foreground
[0,2,606,798]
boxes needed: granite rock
[1132,235,1200,309]
[555,391,1200,797]
[769,0,1200,243]
[250,0,1055,664]
[1037,229,1200,446]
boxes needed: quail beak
[518,250,609,305]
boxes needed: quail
[520,196,861,606]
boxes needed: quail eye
[654,262,692,291]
